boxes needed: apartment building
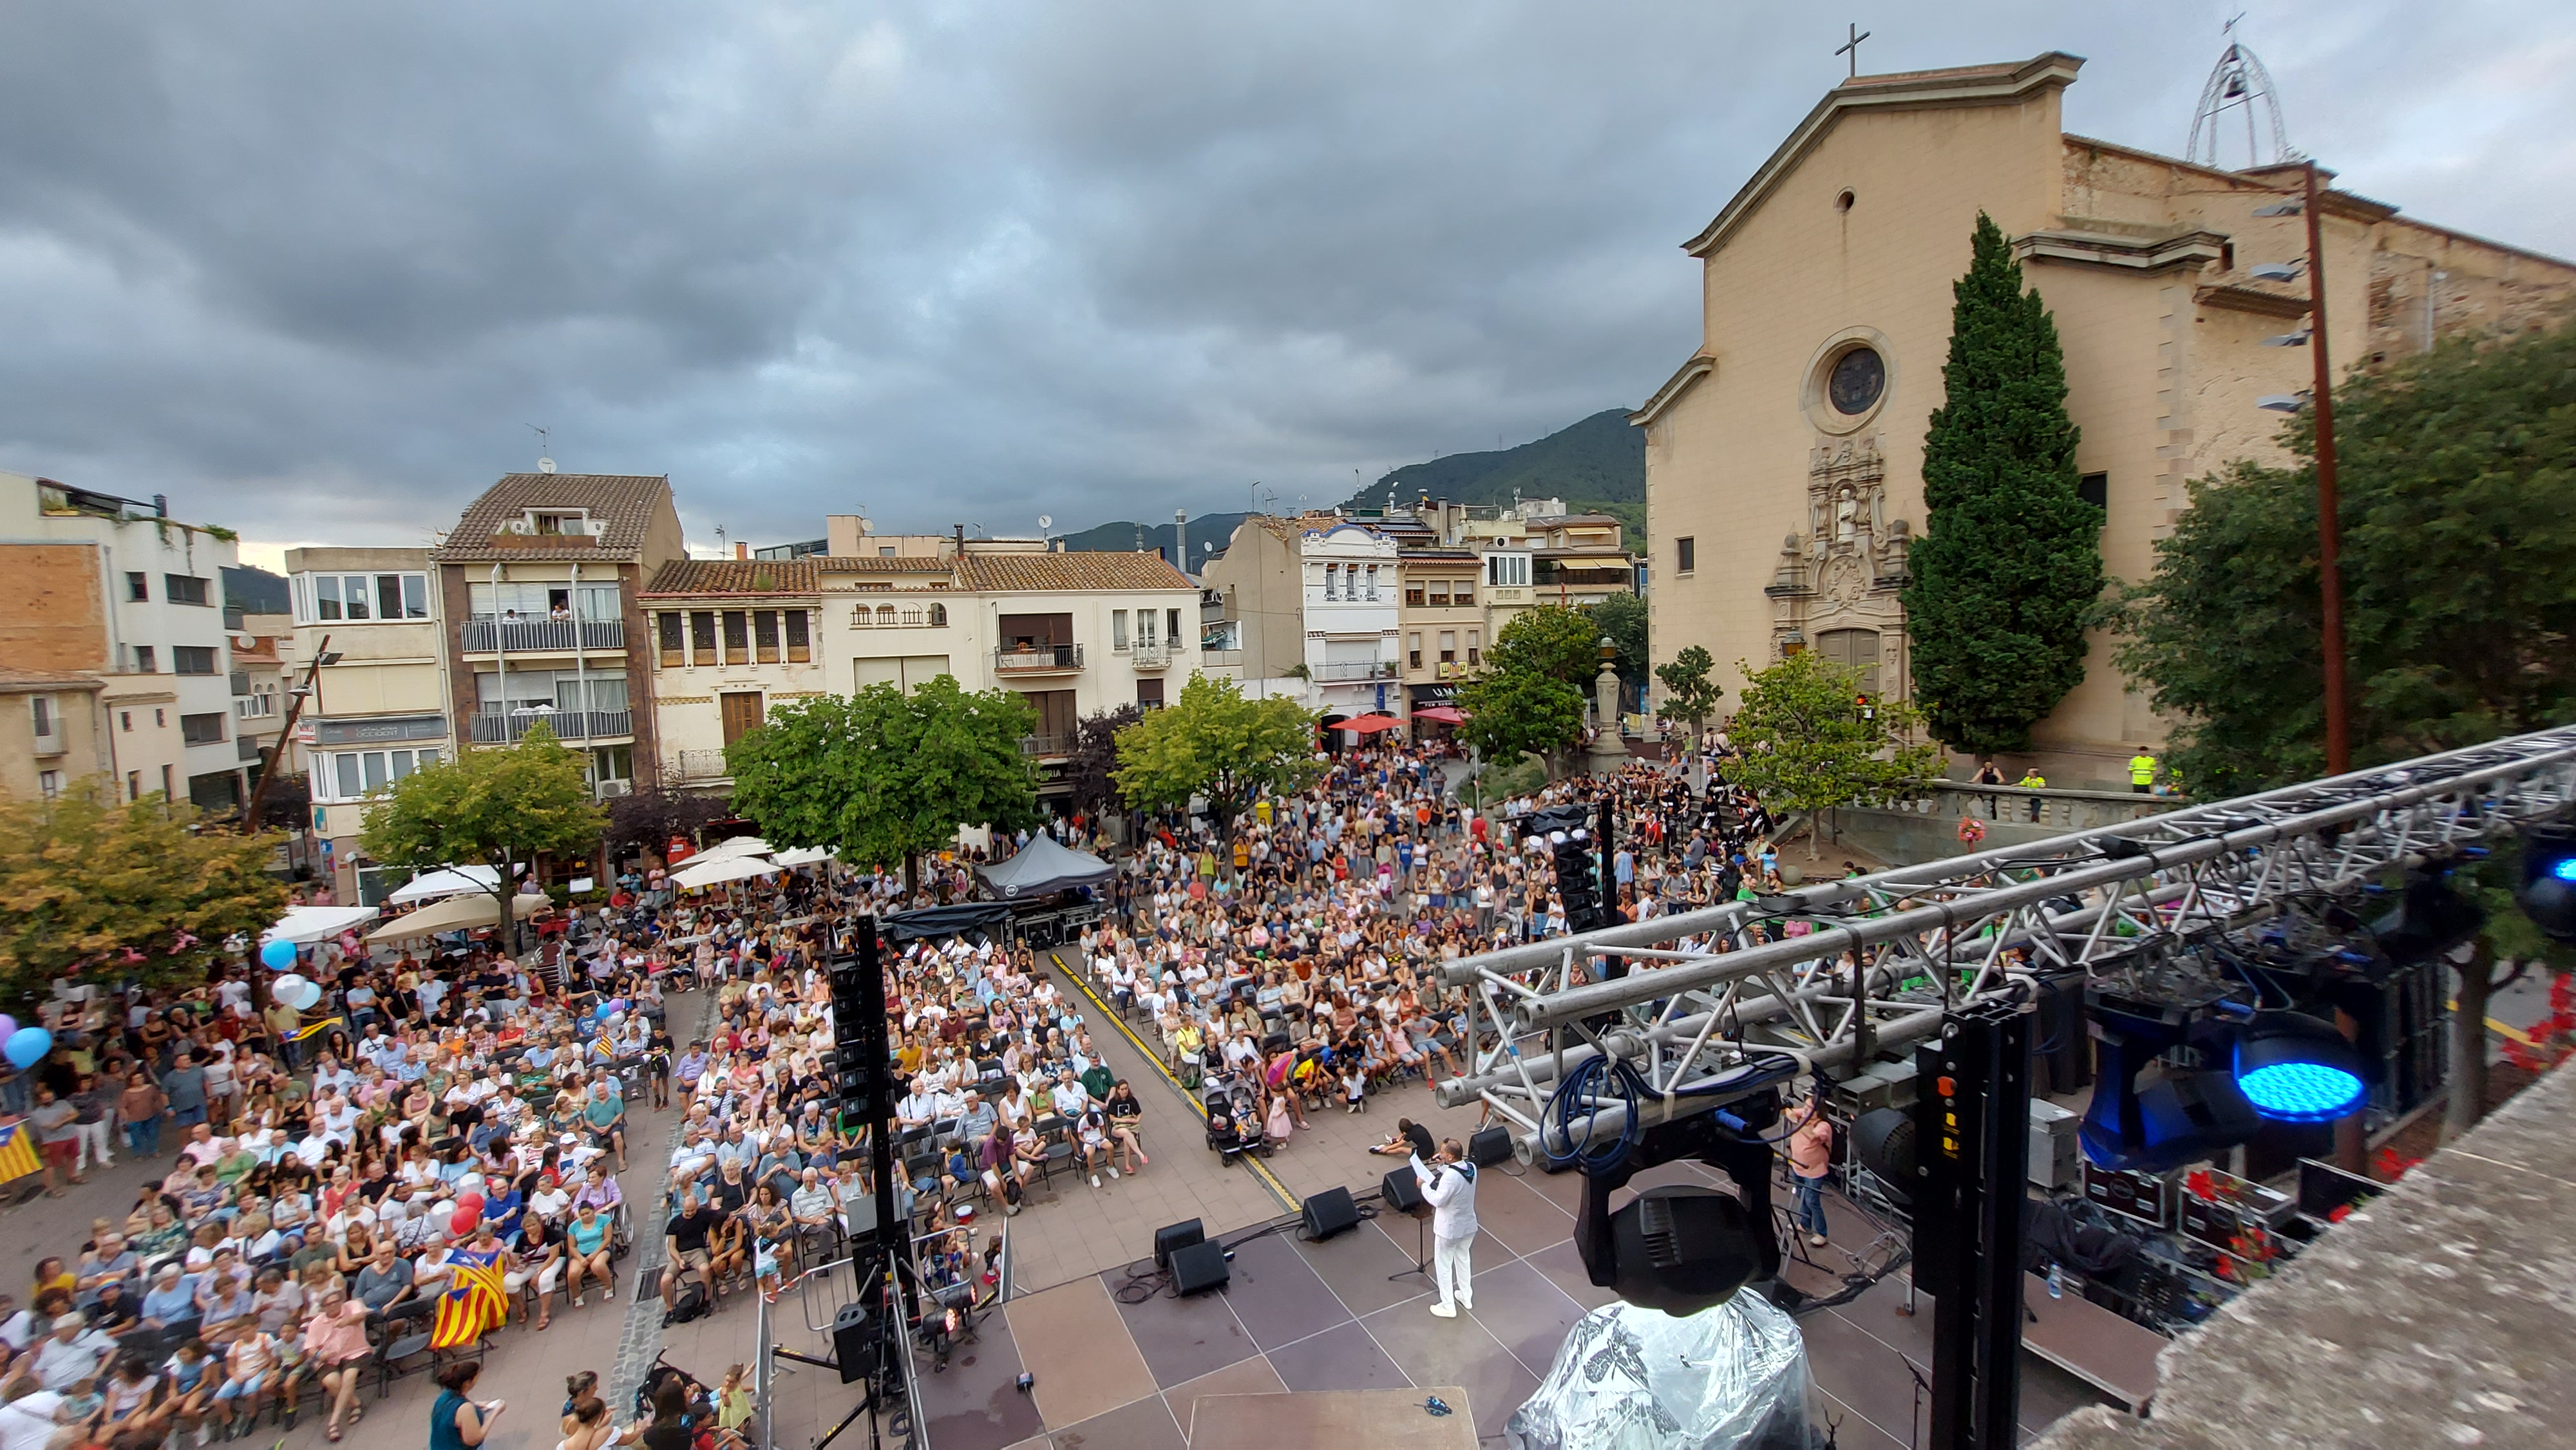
[955,547,1202,753]
[1397,545,1484,718]
[0,665,109,802]
[0,471,254,811]
[281,546,454,901]
[643,554,835,792]
[430,473,684,800]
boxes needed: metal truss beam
[1435,726,2576,1159]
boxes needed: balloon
[450,1207,478,1236]
[292,981,325,1011]
[260,939,298,970]
[0,1016,15,1043]
[458,1173,486,1198]
[458,1192,485,1216]
[273,973,307,1001]
[3,1028,52,1071]
[594,1003,614,1021]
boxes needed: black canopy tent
[974,835,1114,900]
[881,901,1016,943]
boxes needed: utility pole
[2302,160,2350,777]
[242,635,334,834]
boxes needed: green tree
[605,785,734,863]
[728,677,1042,890]
[361,724,607,942]
[1113,673,1320,834]
[1901,212,2105,755]
[1489,603,1602,686]
[2117,322,2576,798]
[1064,705,1141,822]
[1726,652,1944,857]
[1654,644,1724,737]
[1455,665,1589,780]
[1587,592,1649,691]
[0,783,287,1001]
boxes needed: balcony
[460,617,625,654]
[1199,648,1244,668]
[674,748,733,784]
[1128,643,1173,669]
[1313,660,1397,682]
[1019,733,1071,758]
[994,644,1084,675]
[469,708,634,743]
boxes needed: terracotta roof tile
[957,551,1194,592]
[642,559,823,596]
[0,663,106,692]
[814,556,956,575]
[430,474,674,561]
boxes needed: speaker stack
[1153,1219,1205,1270]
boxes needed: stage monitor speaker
[1301,1185,1360,1241]
[1468,1127,1514,1168]
[1153,1219,1206,1270]
[1382,1166,1426,1215]
[1170,1239,1230,1296]
[831,1299,880,1385]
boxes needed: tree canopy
[1489,603,1603,686]
[1064,704,1141,820]
[605,785,735,860]
[1588,592,1649,690]
[1112,673,1319,833]
[728,677,1042,888]
[1725,652,1943,855]
[1654,644,1724,736]
[1455,664,1588,779]
[2116,321,2576,797]
[361,724,607,934]
[0,784,287,1002]
[1901,212,2105,755]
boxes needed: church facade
[1638,52,2576,785]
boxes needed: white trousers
[1433,1232,1475,1310]
[73,1120,113,1171]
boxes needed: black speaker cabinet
[1170,1238,1230,1296]
[831,1299,880,1384]
[1300,1185,1359,1241]
[1381,1166,1426,1216]
[1468,1126,1514,1168]
[1153,1218,1205,1270]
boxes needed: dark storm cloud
[0,1,2564,556]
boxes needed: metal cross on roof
[1835,22,1871,79]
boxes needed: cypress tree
[1900,212,2104,755]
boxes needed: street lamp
[2249,160,2351,776]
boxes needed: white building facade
[1296,522,1401,727]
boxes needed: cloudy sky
[2,1,2567,566]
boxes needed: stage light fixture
[2369,868,2486,963]
[2517,824,2576,944]
[1575,1111,1782,1317]
[2233,1013,2367,1122]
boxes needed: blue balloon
[260,939,299,970]
[4,1028,52,1071]
[594,1003,614,1021]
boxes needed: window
[303,571,425,622]
[461,580,598,622]
[658,612,685,668]
[37,771,61,800]
[119,711,132,733]
[126,769,140,802]
[133,646,156,673]
[324,747,439,802]
[1363,565,1380,601]
[165,574,211,606]
[29,697,55,743]
[753,609,781,664]
[1439,630,1457,664]
[1136,677,1164,710]
[1168,609,1182,645]
[1427,582,1448,607]
[1467,628,1481,666]
[722,610,749,664]
[2079,472,2108,511]
[174,646,217,675]
[1137,609,1159,648]
[1454,580,1474,606]
[785,609,811,663]
[180,711,227,745]
[160,765,173,800]
[233,689,278,720]
[1484,554,1529,588]
[690,611,717,664]
[591,745,633,787]
[878,546,896,557]
[1321,565,1338,600]
[1112,610,1129,650]
[155,708,165,727]
[1675,536,1696,575]
[1405,586,1425,608]
[1408,632,1422,670]
[126,572,148,602]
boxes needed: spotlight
[2517,824,2576,943]
[2233,1013,2366,1123]
[1605,1188,1766,1316]
[2369,869,2485,963]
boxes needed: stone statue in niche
[1877,518,1912,581]
[1834,487,1859,543]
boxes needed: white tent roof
[772,845,837,869]
[366,892,550,943]
[691,836,774,865]
[262,905,379,945]
[384,866,503,905]
[672,854,781,890]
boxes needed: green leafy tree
[1064,705,1141,821]
[605,785,734,862]
[1726,652,1944,856]
[1901,212,2105,755]
[0,782,287,1001]
[728,677,1042,890]
[2117,322,2576,798]
[361,724,608,942]
[1490,603,1602,686]
[1113,673,1320,834]
[1654,644,1724,737]
[1455,665,1589,780]
[1587,592,1649,691]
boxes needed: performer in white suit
[1412,1138,1480,1317]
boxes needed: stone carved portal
[1767,434,1913,702]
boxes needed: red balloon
[457,1192,486,1214]
[451,1207,480,1236]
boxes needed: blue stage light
[2237,1060,2365,1122]
[2552,856,2576,883]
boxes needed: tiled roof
[430,474,674,561]
[815,556,956,575]
[642,560,824,597]
[0,663,106,693]
[958,551,1194,593]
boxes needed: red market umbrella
[1338,713,1404,735]
[1412,705,1466,724]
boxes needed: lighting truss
[1435,726,2576,1160]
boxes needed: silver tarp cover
[1505,1290,1817,1450]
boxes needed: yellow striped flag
[0,1123,42,1184]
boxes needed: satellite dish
[1037,514,1053,531]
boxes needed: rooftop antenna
[527,423,555,474]
[2186,17,2293,169]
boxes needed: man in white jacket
[1412,1138,1479,1317]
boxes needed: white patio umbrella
[262,905,379,945]
[672,854,781,891]
[691,836,775,865]
[772,845,837,869]
[365,892,551,942]
[384,865,503,905]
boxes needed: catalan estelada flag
[431,1254,509,1350]
[0,1123,41,1184]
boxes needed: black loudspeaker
[1468,1127,1514,1168]
[831,1299,880,1384]
[1381,1167,1426,1215]
[1153,1219,1205,1270]
[1170,1239,1230,1295]
[1300,1185,1360,1241]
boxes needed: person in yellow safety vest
[2128,751,2158,795]
[2016,767,2046,822]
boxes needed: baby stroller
[1202,1073,1267,1166]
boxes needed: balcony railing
[469,708,634,743]
[460,617,625,654]
[1019,733,1071,758]
[1314,660,1397,682]
[1199,648,1244,668]
[674,748,733,784]
[994,644,1084,673]
[1128,643,1173,669]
